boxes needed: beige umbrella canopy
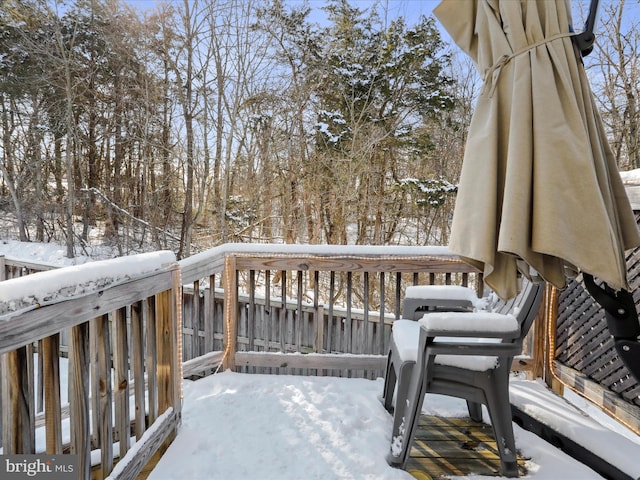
[434,0,640,300]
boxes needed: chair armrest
[424,340,522,357]
[419,311,520,339]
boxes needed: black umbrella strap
[482,32,576,98]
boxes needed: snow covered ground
[0,238,114,267]
[147,372,640,480]
[3,239,640,479]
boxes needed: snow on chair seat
[419,311,517,371]
[390,314,514,372]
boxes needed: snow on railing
[0,252,182,480]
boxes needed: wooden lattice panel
[556,223,640,408]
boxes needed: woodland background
[1,0,638,259]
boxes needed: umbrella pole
[583,274,640,384]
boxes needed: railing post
[314,270,324,355]
[96,314,114,477]
[2,347,35,454]
[42,334,63,454]
[204,275,216,355]
[172,266,183,413]
[131,301,147,440]
[156,269,182,417]
[113,307,130,458]
[541,284,565,394]
[70,322,91,480]
[145,296,158,425]
[1,353,12,452]
[379,272,386,355]
[223,255,238,371]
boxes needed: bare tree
[204,0,277,244]
[0,1,51,242]
[0,0,494,256]
[589,0,640,169]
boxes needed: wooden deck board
[406,415,529,479]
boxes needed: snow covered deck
[1,244,640,479]
[145,372,640,480]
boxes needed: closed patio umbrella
[432,0,640,383]
[434,0,640,301]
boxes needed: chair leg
[466,400,483,422]
[394,361,414,413]
[382,353,396,412]
[387,361,414,442]
[387,361,426,468]
[484,378,519,478]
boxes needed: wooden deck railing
[0,254,58,280]
[179,244,497,378]
[0,243,542,478]
[0,252,182,480]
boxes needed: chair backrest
[401,279,544,344]
[486,279,544,345]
